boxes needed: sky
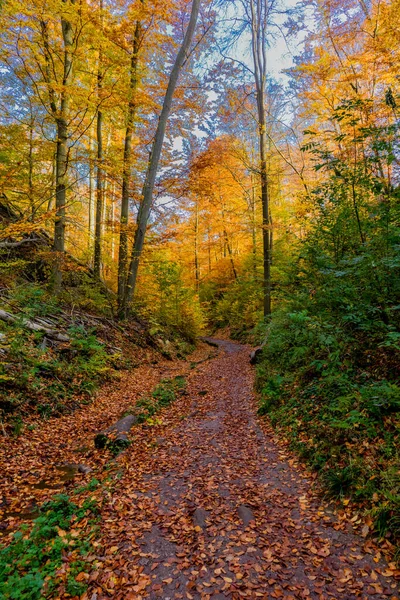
[223,0,305,83]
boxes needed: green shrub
[255,268,400,546]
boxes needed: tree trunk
[48,150,56,211]
[251,179,257,275]
[28,115,34,220]
[94,105,103,278]
[260,123,271,316]
[223,228,237,280]
[53,2,75,290]
[88,133,95,251]
[249,0,272,317]
[207,226,212,274]
[221,197,237,279]
[194,197,200,291]
[117,20,142,310]
[120,0,201,318]
[94,1,104,279]
[54,117,68,290]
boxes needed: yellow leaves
[56,527,67,538]
[0,211,56,242]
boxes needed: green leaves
[0,284,112,425]
[133,376,186,424]
[0,495,98,599]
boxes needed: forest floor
[1,339,400,599]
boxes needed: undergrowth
[125,375,187,425]
[0,494,99,599]
[256,249,400,553]
[0,284,110,428]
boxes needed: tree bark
[88,132,95,250]
[117,20,142,310]
[250,178,257,275]
[260,121,271,316]
[40,1,76,290]
[54,3,75,290]
[28,113,35,220]
[249,0,272,316]
[94,0,104,279]
[194,197,200,291]
[94,103,103,277]
[120,0,201,318]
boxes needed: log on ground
[0,309,69,342]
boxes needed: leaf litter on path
[0,343,212,533]
[86,339,400,599]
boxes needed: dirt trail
[0,345,212,530]
[92,339,399,600]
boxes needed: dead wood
[0,309,70,342]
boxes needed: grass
[124,375,187,425]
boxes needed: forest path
[0,344,212,530]
[93,339,399,600]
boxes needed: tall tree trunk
[28,116,34,220]
[120,0,201,318]
[223,229,237,280]
[53,117,69,289]
[251,181,257,275]
[221,200,237,280]
[88,133,95,251]
[117,20,142,310]
[41,0,76,290]
[194,197,200,291]
[48,150,56,211]
[249,0,272,316]
[207,226,212,274]
[94,104,103,278]
[259,117,271,316]
[94,0,104,279]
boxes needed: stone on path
[193,507,209,529]
[237,504,255,526]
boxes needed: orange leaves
[1,339,399,599]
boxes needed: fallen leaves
[2,339,399,599]
[82,339,399,598]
